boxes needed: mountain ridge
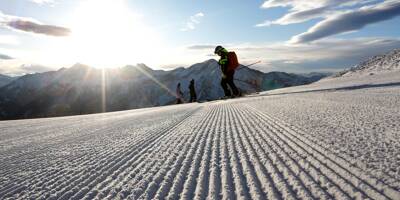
[333,48,400,77]
[0,59,326,120]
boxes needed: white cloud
[255,20,273,27]
[29,0,55,5]
[267,0,327,10]
[19,64,53,73]
[272,6,333,25]
[181,12,204,31]
[186,44,215,50]
[290,1,400,43]
[257,0,400,43]
[0,62,54,76]
[258,0,380,26]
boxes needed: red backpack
[227,51,239,72]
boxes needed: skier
[188,79,197,102]
[176,82,184,104]
[214,45,239,98]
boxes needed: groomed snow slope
[1,73,400,199]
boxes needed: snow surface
[1,72,400,199]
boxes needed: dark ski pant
[189,92,197,102]
[221,71,239,97]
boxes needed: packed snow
[1,71,400,199]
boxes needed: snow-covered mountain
[0,74,16,87]
[0,59,325,120]
[334,48,400,77]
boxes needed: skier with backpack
[214,45,240,98]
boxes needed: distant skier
[214,45,240,98]
[176,83,184,104]
[188,79,197,102]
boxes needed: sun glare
[65,0,163,68]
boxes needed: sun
[65,0,163,68]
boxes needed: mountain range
[0,59,327,120]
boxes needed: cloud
[256,7,331,27]
[255,20,273,27]
[0,53,13,59]
[261,0,295,9]
[261,0,375,11]
[258,0,400,43]
[181,12,204,31]
[0,12,70,36]
[19,64,53,73]
[273,6,331,25]
[291,1,400,43]
[186,44,215,50]
[0,59,56,76]
[258,0,380,26]
[29,0,54,5]
[6,20,70,36]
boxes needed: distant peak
[136,63,153,71]
[205,59,218,64]
[71,63,91,70]
[124,64,154,72]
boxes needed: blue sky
[1,0,400,75]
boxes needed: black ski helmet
[214,45,224,54]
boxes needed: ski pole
[236,61,261,71]
[243,60,261,67]
[233,61,262,87]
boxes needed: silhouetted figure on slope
[214,45,239,98]
[176,83,184,104]
[188,79,197,102]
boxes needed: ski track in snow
[1,87,400,199]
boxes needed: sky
[0,0,400,75]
